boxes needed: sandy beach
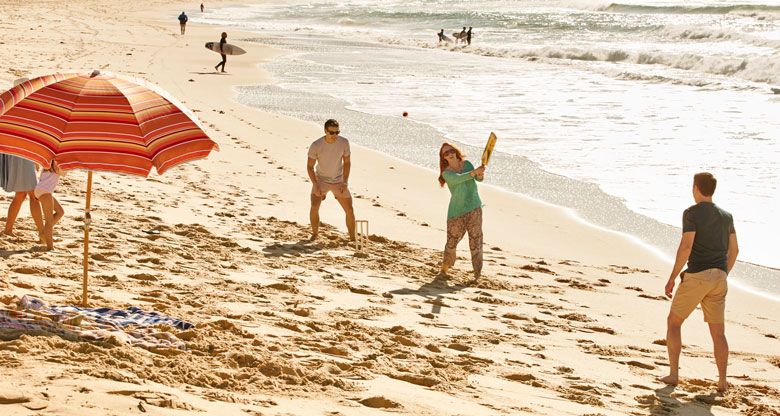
[1,1,779,415]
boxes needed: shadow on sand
[1,248,39,259]
[647,384,716,416]
[390,274,471,315]
[261,239,324,257]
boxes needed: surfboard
[481,132,497,166]
[204,42,246,56]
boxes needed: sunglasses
[326,130,340,135]
[442,148,456,157]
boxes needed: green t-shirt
[682,202,735,274]
[442,160,483,219]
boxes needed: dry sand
[1,0,779,415]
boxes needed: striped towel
[0,296,191,351]
[0,308,108,341]
[21,296,194,330]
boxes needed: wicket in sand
[355,220,369,253]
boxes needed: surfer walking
[214,32,228,72]
[467,27,473,45]
[456,27,467,44]
[438,29,445,42]
[438,143,485,280]
[178,11,188,35]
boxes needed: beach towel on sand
[21,295,194,330]
[0,296,192,351]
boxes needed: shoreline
[1,1,779,415]
[223,28,780,303]
[190,1,780,276]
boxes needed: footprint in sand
[358,396,402,409]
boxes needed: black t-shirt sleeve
[682,207,696,233]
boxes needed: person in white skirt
[1,154,43,239]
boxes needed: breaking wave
[602,3,780,15]
[388,37,780,85]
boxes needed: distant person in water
[201,3,204,12]
[467,27,473,45]
[659,172,738,393]
[457,27,467,44]
[307,119,355,242]
[214,32,227,72]
[438,29,445,42]
[178,11,188,35]
[438,143,485,279]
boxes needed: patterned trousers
[443,207,483,277]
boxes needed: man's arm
[341,156,351,190]
[307,157,318,183]
[665,231,695,298]
[727,232,739,274]
[307,157,323,197]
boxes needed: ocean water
[192,0,780,300]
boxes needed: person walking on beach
[438,143,485,279]
[201,3,204,13]
[659,172,738,393]
[307,119,355,242]
[34,160,66,251]
[1,154,43,239]
[178,11,188,35]
[466,27,473,45]
[438,29,445,42]
[214,32,228,72]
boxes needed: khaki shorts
[670,268,728,323]
[311,181,351,199]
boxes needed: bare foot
[658,375,678,386]
[2,230,17,237]
[717,381,728,393]
[309,233,318,242]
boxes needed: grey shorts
[311,181,351,199]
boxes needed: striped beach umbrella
[0,70,219,305]
[0,70,217,175]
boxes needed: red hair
[438,143,464,187]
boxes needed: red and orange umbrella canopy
[0,71,218,176]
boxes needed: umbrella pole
[82,171,93,307]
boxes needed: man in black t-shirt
[659,172,739,393]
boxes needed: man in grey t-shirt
[306,119,355,241]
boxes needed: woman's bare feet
[2,229,17,237]
[717,380,728,393]
[658,375,678,386]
